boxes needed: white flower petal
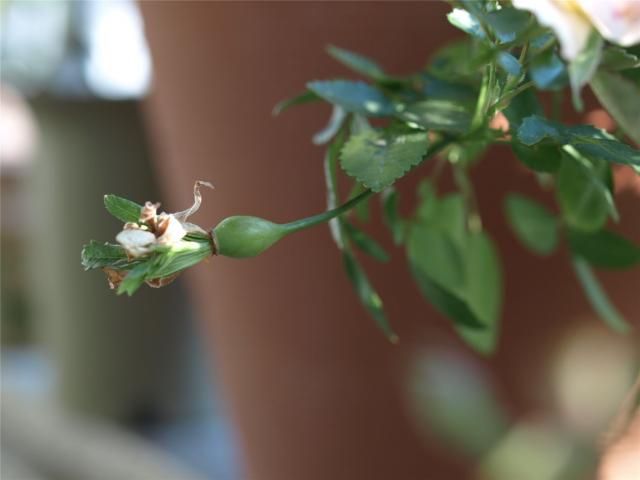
[578,0,640,46]
[513,0,594,60]
[156,215,187,246]
[116,229,156,257]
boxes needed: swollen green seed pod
[212,216,287,258]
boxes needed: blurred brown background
[2,2,639,480]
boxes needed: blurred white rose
[513,0,640,60]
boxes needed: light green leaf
[327,45,385,80]
[568,229,640,269]
[272,90,320,116]
[104,194,142,224]
[572,257,630,333]
[458,232,503,354]
[409,262,485,330]
[599,46,640,71]
[556,154,614,232]
[504,194,558,255]
[341,129,428,192]
[307,80,394,117]
[81,241,130,270]
[569,30,603,111]
[591,70,640,145]
[312,105,347,145]
[399,99,472,134]
[342,251,397,342]
[343,222,390,262]
[382,189,405,245]
[117,262,151,296]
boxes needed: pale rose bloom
[116,229,156,257]
[512,0,640,60]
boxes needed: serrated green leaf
[556,154,614,232]
[272,90,320,116]
[342,251,397,342]
[458,232,503,354]
[591,70,640,145]
[399,99,472,134]
[569,30,603,111]
[517,115,640,168]
[307,80,394,117]
[327,45,385,80]
[421,74,477,106]
[343,222,389,262]
[104,195,142,224]
[148,240,213,279]
[568,229,640,269]
[504,194,558,255]
[599,46,640,71]
[81,241,129,270]
[572,257,629,333]
[341,129,428,192]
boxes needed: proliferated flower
[513,0,640,60]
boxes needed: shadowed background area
[2,2,639,480]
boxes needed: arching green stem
[282,189,374,234]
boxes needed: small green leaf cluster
[275,1,640,351]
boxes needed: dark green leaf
[399,99,472,134]
[421,74,477,106]
[458,232,503,354]
[409,263,485,330]
[530,50,568,90]
[104,195,142,224]
[511,143,562,173]
[342,251,397,342]
[556,154,614,232]
[572,257,629,333]
[572,137,640,167]
[485,7,531,44]
[382,189,405,245]
[591,70,640,145]
[517,115,563,146]
[117,262,151,296]
[343,222,390,262]
[569,30,603,111]
[272,90,320,116]
[327,45,385,80]
[307,80,394,117]
[341,129,428,192]
[497,51,522,76]
[569,229,640,269]
[81,241,129,270]
[504,194,558,255]
[503,88,543,130]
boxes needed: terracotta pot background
[140,3,640,479]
